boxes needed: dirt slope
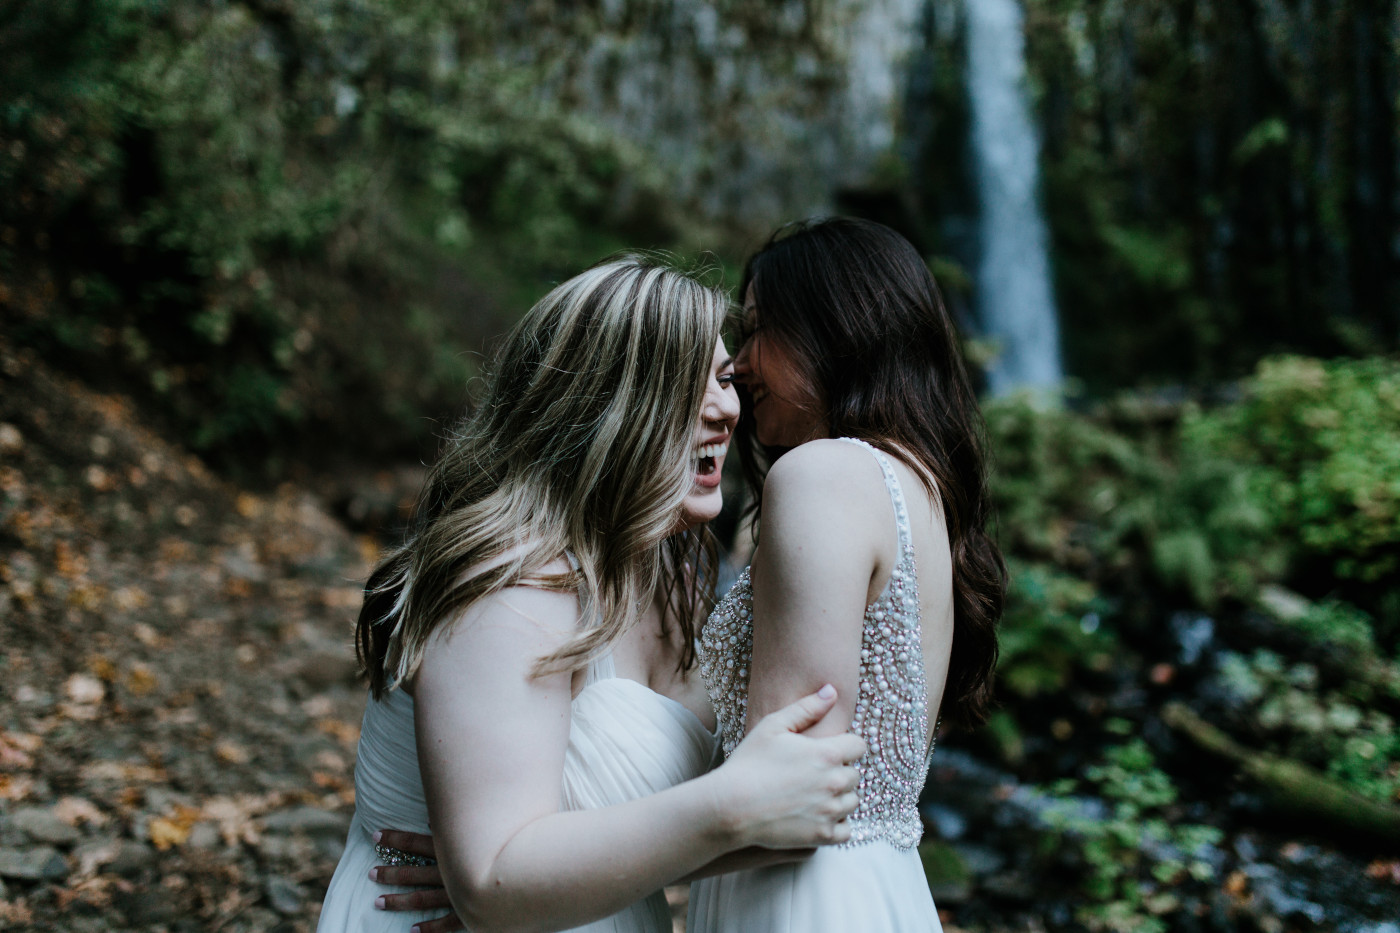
[0,336,376,932]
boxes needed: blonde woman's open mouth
[693,440,727,488]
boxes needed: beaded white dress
[317,648,720,933]
[690,438,943,932]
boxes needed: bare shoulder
[428,560,581,659]
[763,438,889,512]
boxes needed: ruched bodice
[318,649,718,933]
[565,667,720,811]
[348,686,429,835]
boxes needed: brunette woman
[688,217,1004,931]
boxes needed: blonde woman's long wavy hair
[356,256,727,697]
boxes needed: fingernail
[410,926,421,933]
[374,896,386,910]
[372,830,383,843]
[368,867,379,881]
[818,684,835,699]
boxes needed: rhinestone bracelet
[374,843,436,868]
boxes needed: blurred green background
[2,1,1398,929]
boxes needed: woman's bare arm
[413,584,864,933]
[745,440,894,736]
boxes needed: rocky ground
[0,336,377,932]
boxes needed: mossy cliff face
[494,0,927,239]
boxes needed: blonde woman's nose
[710,383,740,423]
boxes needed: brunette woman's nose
[734,341,754,376]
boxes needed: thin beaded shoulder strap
[835,436,942,764]
[833,437,914,562]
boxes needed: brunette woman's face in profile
[735,285,825,448]
[679,337,740,529]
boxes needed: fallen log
[1161,701,1400,846]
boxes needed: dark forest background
[2,2,1398,931]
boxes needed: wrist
[695,767,749,850]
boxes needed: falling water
[965,0,1063,396]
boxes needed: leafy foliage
[1,0,668,472]
[989,356,1400,612]
[989,355,1400,821]
[1042,736,1223,932]
[1183,356,1400,586]
[1212,647,1400,805]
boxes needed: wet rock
[262,806,349,838]
[106,840,157,878]
[187,821,220,850]
[0,845,69,881]
[315,834,347,862]
[981,870,1036,902]
[1171,612,1216,665]
[257,834,313,862]
[293,650,357,691]
[12,806,81,845]
[117,888,182,926]
[218,541,267,583]
[265,875,305,915]
[1243,862,1326,925]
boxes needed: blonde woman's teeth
[696,442,728,459]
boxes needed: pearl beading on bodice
[698,438,937,851]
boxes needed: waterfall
[965,0,1063,396]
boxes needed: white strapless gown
[317,651,719,933]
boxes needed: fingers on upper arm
[371,864,441,887]
[416,912,467,933]
[818,734,867,766]
[378,889,454,912]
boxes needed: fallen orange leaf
[126,665,157,696]
[148,804,201,851]
[88,655,118,682]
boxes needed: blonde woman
[317,257,865,933]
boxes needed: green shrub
[988,357,1399,615]
[1184,356,1400,585]
[2,0,669,472]
[998,559,1115,699]
[1215,646,1400,804]
[1043,737,1222,932]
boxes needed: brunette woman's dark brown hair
[736,216,1005,730]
